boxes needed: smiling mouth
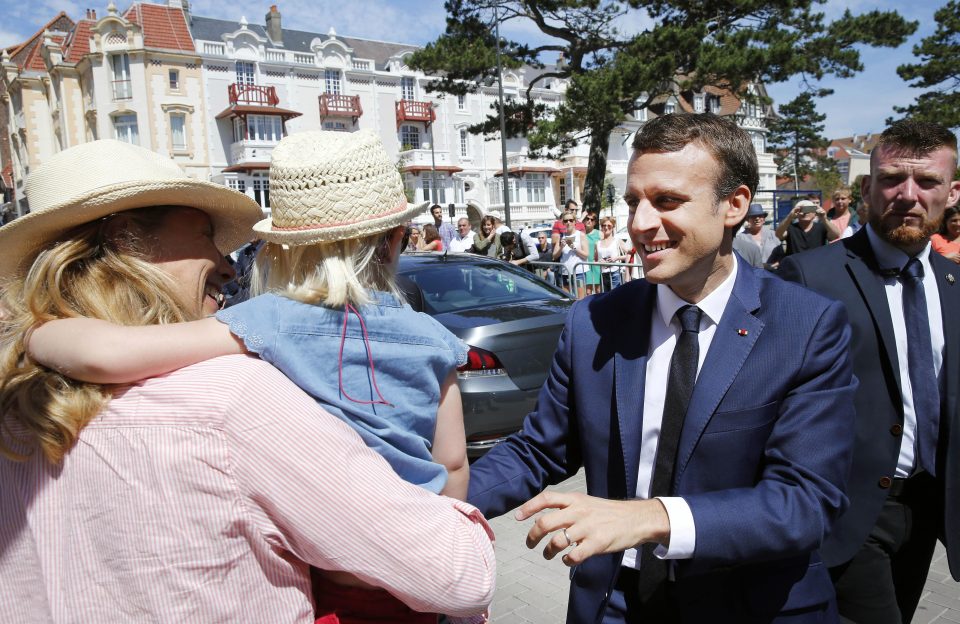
[643,241,677,253]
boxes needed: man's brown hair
[876,120,958,166]
[631,113,759,201]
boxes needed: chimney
[265,5,282,46]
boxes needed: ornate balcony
[395,99,435,129]
[228,83,279,107]
[319,94,363,123]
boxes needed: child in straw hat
[29,130,473,623]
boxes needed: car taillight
[457,346,507,378]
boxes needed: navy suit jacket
[780,229,960,578]
[468,259,857,623]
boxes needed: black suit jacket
[780,228,960,579]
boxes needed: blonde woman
[596,216,629,291]
[26,132,481,624]
[0,139,494,622]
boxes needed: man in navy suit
[780,120,960,623]
[468,113,858,623]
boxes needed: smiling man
[469,113,858,623]
[780,120,960,623]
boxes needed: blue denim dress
[216,292,468,493]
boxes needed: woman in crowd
[595,216,629,292]
[404,224,422,252]
[582,213,601,294]
[11,136,493,623]
[552,210,588,297]
[932,205,960,263]
[472,215,502,258]
[421,223,444,251]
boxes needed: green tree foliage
[893,0,960,129]
[767,92,829,180]
[410,1,916,212]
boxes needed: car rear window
[402,262,570,313]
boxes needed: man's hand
[815,208,827,219]
[515,492,671,566]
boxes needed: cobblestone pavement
[486,470,959,623]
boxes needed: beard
[869,211,938,248]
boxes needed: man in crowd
[775,198,841,256]
[448,217,475,253]
[430,203,456,249]
[781,119,960,623]
[469,113,857,622]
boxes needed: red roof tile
[8,12,74,71]
[124,3,194,53]
[63,20,94,63]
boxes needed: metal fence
[528,260,644,299]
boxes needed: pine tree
[767,93,829,181]
[893,0,960,129]
[410,1,916,213]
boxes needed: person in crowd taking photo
[775,198,842,257]
[781,119,960,623]
[468,113,856,623]
[0,138,494,623]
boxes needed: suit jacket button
[890,424,903,436]
[878,476,893,489]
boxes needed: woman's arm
[576,234,589,260]
[27,316,246,383]
[433,370,469,501]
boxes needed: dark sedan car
[398,252,574,457]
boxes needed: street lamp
[494,5,511,228]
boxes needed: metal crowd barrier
[528,260,644,299]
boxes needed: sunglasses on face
[563,219,576,223]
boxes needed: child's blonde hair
[252,227,404,307]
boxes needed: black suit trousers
[829,473,940,624]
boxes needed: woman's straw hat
[254,129,428,245]
[0,139,263,277]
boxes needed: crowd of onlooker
[399,185,936,300]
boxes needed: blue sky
[0,0,945,138]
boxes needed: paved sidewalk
[486,470,959,623]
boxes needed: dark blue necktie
[637,304,702,601]
[901,257,940,477]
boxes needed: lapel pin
[947,273,956,285]
[737,329,749,336]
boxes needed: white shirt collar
[865,223,932,272]
[656,255,739,329]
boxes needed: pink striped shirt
[0,355,495,622]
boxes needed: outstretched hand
[515,492,671,567]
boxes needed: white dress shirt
[622,256,739,569]
[448,231,475,253]
[865,225,944,478]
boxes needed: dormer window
[694,94,704,113]
[664,102,676,114]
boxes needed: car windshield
[402,261,569,314]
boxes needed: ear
[947,178,960,209]
[722,185,751,229]
[860,174,872,206]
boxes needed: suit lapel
[932,253,960,425]
[675,262,763,479]
[614,281,655,499]
[844,229,903,399]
